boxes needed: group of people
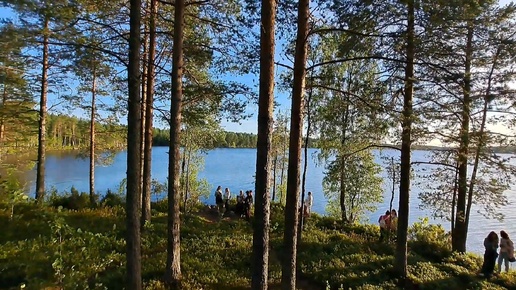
[214,186,254,220]
[214,187,315,220]
[481,230,515,278]
[378,209,398,242]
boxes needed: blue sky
[223,0,515,135]
[2,0,514,135]
[220,50,293,134]
[0,5,293,134]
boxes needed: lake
[22,147,516,254]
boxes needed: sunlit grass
[0,200,515,290]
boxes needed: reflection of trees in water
[0,151,36,195]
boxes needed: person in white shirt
[498,230,514,273]
[304,191,313,216]
[224,187,231,211]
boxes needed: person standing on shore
[224,187,231,212]
[378,210,391,242]
[304,191,313,217]
[481,231,499,278]
[215,186,224,217]
[498,230,514,273]
[389,209,398,240]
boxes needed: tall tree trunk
[89,67,97,205]
[451,161,458,232]
[35,17,49,202]
[141,0,158,225]
[280,114,288,205]
[280,154,286,204]
[272,155,277,201]
[339,94,350,223]
[464,45,500,234]
[389,157,395,212]
[126,0,143,287]
[164,0,184,287]
[394,0,414,281]
[181,147,187,211]
[251,0,276,289]
[282,0,309,288]
[140,21,148,211]
[339,168,347,221]
[452,23,473,253]
[298,78,312,241]
[0,76,6,142]
[184,149,191,211]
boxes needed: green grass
[0,200,515,290]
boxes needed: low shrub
[100,189,125,207]
[443,252,482,271]
[49,186,97,210]
[408,218,452,261]
[152,199,169,213]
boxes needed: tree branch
[343,144,401,158]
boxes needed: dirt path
[194,206,244,223]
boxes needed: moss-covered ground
[1,197,515,290]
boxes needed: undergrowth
[0,193,515,290]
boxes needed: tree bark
[36,17,49,202]
[298,78,312,239]
[272,155,277,201]
[126,0,143,287]
[181,146,187,211]
[282,0,309,288]
[339,93,350,223]
[451,162,458,232]
[141,0,158,225]
[0,72,6,143]
[89,66,97,205]
[0,75,6,143]
[184,149,191,211]
[164,0,184,287]
[394,0,414,280]
[251,0,276,289]
[139,20,148,212]
[452,23,473,253]
[389,157,395,212]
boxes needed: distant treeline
[153,129,318,148]
[153,129,259,148]
[1,114,127,151]
[1,113,317,151]
[47,115,126,149]
[47,115,265,149]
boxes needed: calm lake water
[23,147,516,254]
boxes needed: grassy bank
[0,198,515,290]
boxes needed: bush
[408,218,452,261]
[100,189,124,207]
[152,199,168,213]
[443,252,482,271]
[50,186,96,210]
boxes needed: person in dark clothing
[480,231,499,278]
[214,186,224,217]
[244,190,253,221]
[235,190,245,217]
